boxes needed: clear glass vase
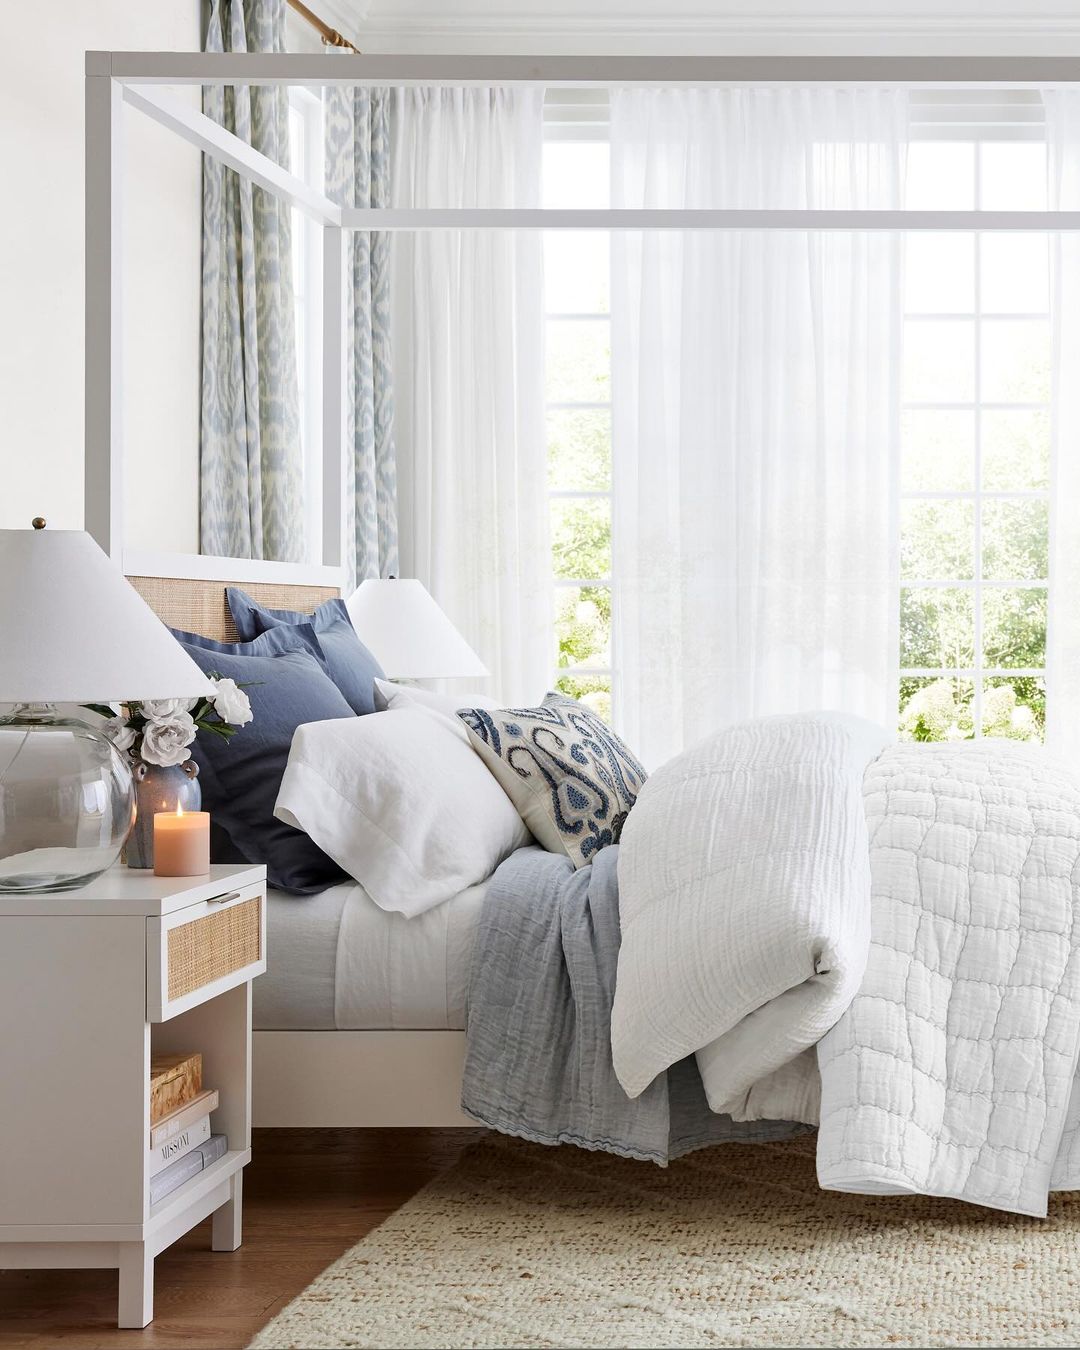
[0,703,135,892]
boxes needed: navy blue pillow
[168,623,354,895]
[226,588,383,716]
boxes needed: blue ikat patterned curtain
[200,0,305,563]
[324,77,399,587]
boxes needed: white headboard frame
[122,551,345,589]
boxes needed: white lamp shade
[0,528,214,704]
[346,578,489,681]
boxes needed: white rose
[140,698,197,720]
[140,712,197,767]
[102,716,136,753]
[210,677,253,728]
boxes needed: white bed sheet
[257,876,490,1031]
[333,877,490,1029]
[255,882,350,1030]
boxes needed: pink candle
[154,805,211,877]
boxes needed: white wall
[0,2,202,551]
[285,10,327,53]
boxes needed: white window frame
[900,101,1050,737]
[543,95,615,715]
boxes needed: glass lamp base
[0,704,136,893]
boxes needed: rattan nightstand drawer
[167,896,261,1001]
[147,882,266,1022]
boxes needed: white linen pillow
[373,678,500,741]
[274,706,531,917]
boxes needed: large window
[542,131,614,723]
[899,134,1050,742]
[540,97,1053,741]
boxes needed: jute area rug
[248,1132,1080,1349]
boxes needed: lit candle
[153,804,211,877]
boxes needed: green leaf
[196,720,235,740]
[81,703,117,721]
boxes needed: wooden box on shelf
[150,1051,203,1124]
[0,863,266,1329]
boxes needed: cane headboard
[128,575,340,643]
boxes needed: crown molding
[348,1,1080,56]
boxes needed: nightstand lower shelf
[150,1146,249,1225]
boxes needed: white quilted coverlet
[817,741,1080,1217]
[612,713,891,1124]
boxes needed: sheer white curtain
[391,89,551,704]
[611,89,908,767]
[1044,92,1080,758]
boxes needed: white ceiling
[311,0,1080,57]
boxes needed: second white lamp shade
[346,579,488,681]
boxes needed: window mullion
[973,150,984,738]
[901,489,1048,501]
[543,130,615,720]
[902,579,1047,588]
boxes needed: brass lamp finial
[31,517,46,530]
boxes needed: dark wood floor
[0,1128,475,1350]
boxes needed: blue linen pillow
[456,692,648,869]
[168,623,355,895]
[226,588,383,716]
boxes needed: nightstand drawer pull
[206,889,242,906]
[167,897,262,1001]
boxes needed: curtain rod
[285,0,360,54]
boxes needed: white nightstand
[0,862,266,1328]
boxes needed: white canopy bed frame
[85,49,1080,1126]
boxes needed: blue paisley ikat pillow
[456,692,647,868]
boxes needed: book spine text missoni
[149,1113,211,1178]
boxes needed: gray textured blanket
[461,845,805,1164]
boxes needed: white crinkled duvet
[818,741,1080,1216]
[613,715,1080,1216]
[612,713,891,1125]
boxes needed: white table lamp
[0,523,214,893]
[346,578,488,681]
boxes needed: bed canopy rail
[121,84,341,224]
[89,51,1080,87]
[85,48,1080,587]
[122,71,1080,234]
[338,208,1080,230]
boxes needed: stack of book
[149,1052,228,1204]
